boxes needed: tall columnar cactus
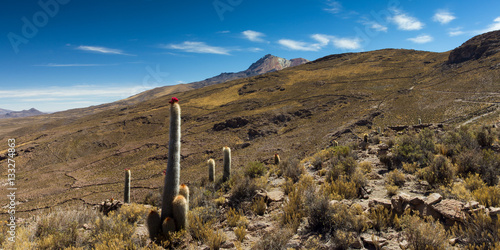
[208,158,215,182]
[223,146,231,182]
[161,97,181,222]
[418,118,422,125]
[124,169,131,204]
[363,133,368,143]
[274,153,281,165]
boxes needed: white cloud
[478,16,500,34]
[164,41,230,55]
[389,10,424,30]
[278,39,322,51]
[332,37,361,49]
[371,23,388,32]
[242,30,267,42]
[76,46,133,56]
[324,0,342,14]
[448,27,465,37]
[433,10,456,24]
[407,34,433,44]
[279,34,361,51]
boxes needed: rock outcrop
[448,30,500,64]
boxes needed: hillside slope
[1,31,500,217]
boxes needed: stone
[391,195,405,214]
[267,189,285,202]
[432,199,465,221]
[360,233,387,247]
[220,241,235,249]
[378,143,390,150]
[425,193,442,205]
[247,222,270,231]
[369,198,392,210]
[351,237,364,249]
[464,201,479,210]
[489,207,500,216]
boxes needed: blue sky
[1,0,499,112]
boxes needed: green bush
[421,155,454,187]
[395,129,435,167]
[244,161,267,178]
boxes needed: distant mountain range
[121,54,309,104]
[0,108,45,119]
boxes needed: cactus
[161,97,181,222]
[172,195,188,230]
[333,140,339,147]
[147,210,161,241]
[223,146,231,182]
[377,127,381,134]
[418,118,422,125]
[162,217,176,235]
[179,184,189,205]
[274,153,280,165]
[363,133,368,143]
[208,159,215,182]
[124,169,131,203]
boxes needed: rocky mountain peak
[448,30,500,64]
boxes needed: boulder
[425,193,443,205]
[432,199,465,223]
[369,198,392,210]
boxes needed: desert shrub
[307,196,368,247]
[280,175,315,231]
[371,135,381,144]
[251,227,293,250]
[359,161,372,174]
[280,158,305,183]
[244,161,267,178]
[311,155,323,170]
[401,212,449,250]
[386,185,399,196]
[226,208,244,227]
[34,207,97,249]
[452,211,500,249]
[251,197,267,216]
[234,226,246,242]
[420,155,455,187]
[386,169,406,187]
[478,149,500,186]
[283,177,294,195]
[229,174,263,208]
[476,125,495,148]
[188,208,215,241]
[402,162,418,174]
[118,203,149,224]
[464,173,486,191]
[455,149,483,176]
[379,153,396,170]
[473,185,500,207]
[395,130,435,167]
[322,175,358,200]
[206,229,226,250]
[91,211,136,248]
[438,182,473,202]
[443,127,479,155]
[143,187,162,207]
[369,205,395,232]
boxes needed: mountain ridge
[0,108,44,119]
[1,31,499,217]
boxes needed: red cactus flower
[124,168,130,171]
[162,170,166,175]
[169,97,179,104]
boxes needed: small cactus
[147,210,161,241]
[223,146,231,182]
[162,217,176,235]
[208,158,215,182]
[172,195,188,230]
[418,118,422,125]
[179,184,189,205]
[274,153,281,165]
[333,140,339,147]
[124,169,131,203]
[363,133,368,143]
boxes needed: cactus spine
[124,169,131,203]
[208,159,215,182]
[172,195,188,230]
[274,154,280,165]
[223,146,231,182]
[161,98,181,222]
